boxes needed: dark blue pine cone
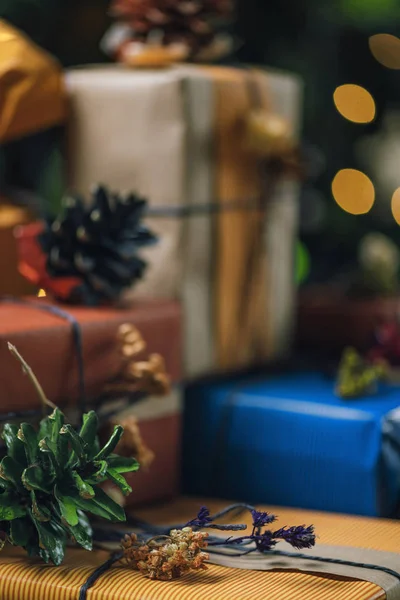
[39,185,158,306]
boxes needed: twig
[8,343,57,414]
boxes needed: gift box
[0,20,66,143]
[65,65,302,376]
[108,391,182,508]
[0,497,399,600]
[0,202,36,296]
[182,372,400,518]
[297,285,400,356]
[0,297,182,413]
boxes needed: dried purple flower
[255,531,277,552]
[273,525,316,550]
[185,506,213,528]
[186,506,246,531]
[251,510,277,530]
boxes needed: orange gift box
[0,298,182,413]
[0,498,399,600]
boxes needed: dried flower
[255,531,276,552]
[251,509,277,531]
[127,354,170,396]
[186,506,212,528]
[121,527,209,580]
[111,415,155,470]
[273,525,316,550]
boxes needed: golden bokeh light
[332,169,375,215]
[37,289,47,298]
[369,34,400,69]
[333,84,376,124]
[391,188,400,225]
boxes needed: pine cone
[111,0,233,58]
[39,185,157,305]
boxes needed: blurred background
[2,0,400,286]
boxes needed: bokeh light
[332,169,375,215]
[333,84,376,124]
[391,188,400,225]
[37,289,47,298]
[369,34,400,69]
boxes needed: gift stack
[65,64,303,376]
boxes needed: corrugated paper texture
[65,65,302,376]
[0,499,399,599]
[0,20,66,142]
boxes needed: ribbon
[79,504,400,599]
[0,296,86,414]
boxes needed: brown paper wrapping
[65,65,302,376]
[0,298,182,413]
[0,20,66,142]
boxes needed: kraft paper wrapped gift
[65,65,302,376]
[113,391,182,507]
[0,497,399,600]
[182,372,400,518]
[0,298,182,413]
[0,20,66,142]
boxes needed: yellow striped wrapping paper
[1,498,399,600]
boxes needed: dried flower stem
[8,342,57,414]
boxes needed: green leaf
[79,411,99,450]
[9,518,30,547]
[71,472,94,499]
[73,487,126,522]
[94,426,124,461]
[31,491,51,522]
[0,492,27,520]
[38,416,53,442]
[2,424,27,466]
[54,486,79,527]
[0,456,24,487]
[48,409,65,443]
[107,456,140,474]
[89,460,108,483]
[18,424,39,463]
[39,441,60,478]
[68,511,93,551]
[22,465,53,494]
[60,425,86,465]
[30,514,66,566]
[106,468,132,496]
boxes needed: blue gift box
[182,372,400,517]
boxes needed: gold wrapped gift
[0,20,66,143]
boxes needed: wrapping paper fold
[1,498,399,600]
[0,20,66,142]
[65,64,302,376]
[183,371,400,517]
[0,298,182,412]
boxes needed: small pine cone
[40,185,157,306]
[111,0,233,58]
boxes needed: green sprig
[0,344,139,565]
